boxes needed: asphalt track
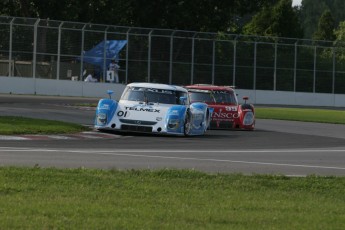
[0,94,344,176]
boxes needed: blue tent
[81,40,127,71]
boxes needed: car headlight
[243,111,254,125]
[167,118,180,129]
[97,113,107,125]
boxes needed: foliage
[0,0,287,34]
[334,21,345,61]
[313,10,336,41]
[242,0,303,38]
[299,0,345,39]
[1,0,345,41]
[334,21,345,45]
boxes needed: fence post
[125,28,131,84]
[332,47,335,94]
[103,26,109,82]
[169,31,176,84]
[56,22,64,80]
[190,33,197,84]
[253,41,257,90]
[32,18,40,79]
[232,36,237,87]
[8,18,14,77]
[80,24,86,81]
[147,30,153,83]
[212,40,215,85]
[294,41,298,92]
[274,42,277,91]
[313,46,316,93]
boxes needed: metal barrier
[0,16,344,94]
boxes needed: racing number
[117,111,129,117]
[225,106,237,111]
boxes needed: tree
[334,21,345,45]
[333,21,345,70]
[298,0,345,39]
[0,0,282,34]
[313,10,335,41]
[242,0,303,38]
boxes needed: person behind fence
[108,59,120,83]
[84,72,98,82]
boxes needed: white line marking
[1,147,345,170]
[0,136,28,140]
[1,147,345,153]
[91,152,345,171]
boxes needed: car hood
[117,101,173,121]
[208,104,238,113]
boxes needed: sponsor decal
[171,110,179,115]
[124,106,160,113]
[212,112,238,119]
[212,108,239,119]
[100,104,110,110]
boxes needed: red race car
[185,84,255,130]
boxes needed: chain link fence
[0,16,344,94]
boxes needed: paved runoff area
[0,131,122,141]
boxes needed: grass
[0,167,345,229]
[0,107,344,228]
[1,107,344,136]
[255,107,345,124]
[0,116,90,135]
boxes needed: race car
[184,84,255,130]
[94,82,212,136]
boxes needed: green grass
[256,107,345,124]
[0,116,90,135]
[1,107,344,136]
[1,167,345,229]
[0,109,344,228]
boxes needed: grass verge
[1,107,344,136]
[1,167,345,229]
[255,107,345,124]
[0,116,90,135]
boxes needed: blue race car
[94,82,212,136]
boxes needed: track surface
[0,94,344,176]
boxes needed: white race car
[94,82,212,136]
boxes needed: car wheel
[205,108,211,133]
[184,110,192,136]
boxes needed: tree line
[1,0,345,43]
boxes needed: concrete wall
[0,76,125,100]
[1,76,345,107]
[236,89,345,107]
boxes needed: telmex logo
[212,112,239,119]
[100,104,110,110]
[125,107,160,113]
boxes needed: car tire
[184,110,192,136]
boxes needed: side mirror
[107,90,114,99]
[243,96,249,104]
[179,96,187,105]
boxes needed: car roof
[127,82,187,92]
[185,84,234,92]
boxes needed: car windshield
[121,86,187,105]
[189,90,215,103]
[213,90,237,105]
[189,89,237,105]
